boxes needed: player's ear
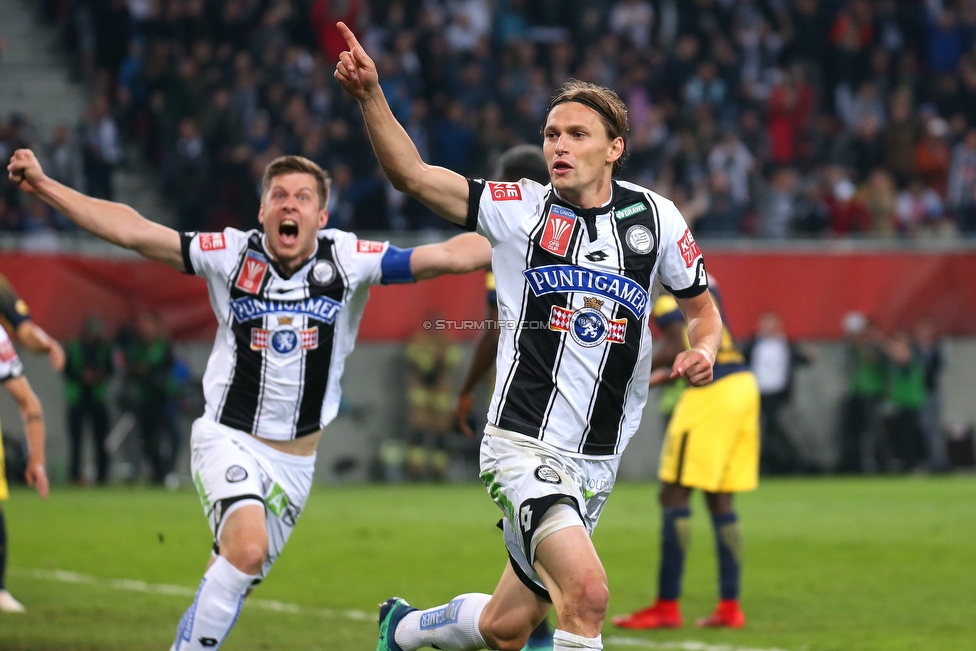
[257,202,266,226]
[607,136,624,166]
[318,207,329,229]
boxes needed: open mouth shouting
[278,218,299,247]
[552,160,574,176]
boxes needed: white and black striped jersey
[466,178,708,458]
[180,228,400,441]
[0,325,24,383]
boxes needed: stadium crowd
[3,0,976,238]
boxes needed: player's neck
[555,176,613,210]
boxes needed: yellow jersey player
[0,316,49,612]
[613,281,759,630]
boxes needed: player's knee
[659,483,689,509]
[223,540,268,575]
[560,576,609,623]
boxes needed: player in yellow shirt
[613,282,759,630]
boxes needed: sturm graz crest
[534,465,562,484]
[311,260,336,285]
[225,465,248,482]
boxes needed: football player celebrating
[336,22,722,651]
[7,148,490,649]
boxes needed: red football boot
[611,599,683,629]
[695,599,746,628]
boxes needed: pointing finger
[336,21,362,52]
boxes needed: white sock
[552,629,603,650]
[172,556,257,650]
[394,593,490,651]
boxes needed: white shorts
[190,418,316,582]
[479,427,620,600]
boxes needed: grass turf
[1,476,974,650]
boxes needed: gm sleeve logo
[356,240,385,253]
[488,182,522,201]
[677,229,701,267]
[199,233,226,251]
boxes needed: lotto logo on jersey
[357,240,385,253]
[487,182,521,201]
[199,232,226,251]
[541,206,576,257]
[0,338,17,362]
[234,251,269,294]
[677,229,702,268]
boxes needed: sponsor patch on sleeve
[677,229,702,268]
[199,233,226,251]
[0,338,17,362]
[487,182,522,201]
[356,240,385,253]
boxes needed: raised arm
[2,376,48,499]
[16,320,65,372]
[333,22,470,226]
[7,149,184,271]
[673,292,722,387]
[409,233,492,280]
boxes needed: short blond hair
[261,155,331,208]
[546,80,629,175]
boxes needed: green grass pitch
[1,476,974,650]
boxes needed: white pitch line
[14,569,799,651]
[13,568,372,621]
[604,636,797,651]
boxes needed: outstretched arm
[333,22,470,226]
[673,292,722,387]
[7,149,184,271]
[410,233,492,280]
[3,376,48,499]
[16,320,65,372]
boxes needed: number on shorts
[520,504,533,532]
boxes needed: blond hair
[261,155,331,208]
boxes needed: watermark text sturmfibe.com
[422,319,549,331]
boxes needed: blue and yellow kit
[653,290,760,493]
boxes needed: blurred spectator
[837,313,887,473]
[128,313,176,485]
[894,178,945,236]
[743,312,813,474]
[79,96,123,200]
[708,131,755,210]
[63,315,114,485]
[827,178,872,235]
[404,325,461,481]
[859,168,897,237]
[914,317,947,471]
[947,128,976,235]
[883,331,928,472]
[164,118,210,231]
[756,168,799,238]
[43,125,82,193]
[914,117,952,197]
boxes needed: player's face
[258,172,328,267]
[543,102,623,205]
